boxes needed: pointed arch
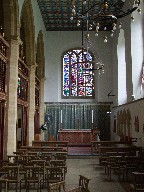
[20,0,35,65]
[36,30,45,79]
[3,0,19,39]
[62,47,95,98]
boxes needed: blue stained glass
[63,88,69,96]
[71,86,77,96]
[86,87,93,96]
[63,49,94,97]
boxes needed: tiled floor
[65,156,126,192]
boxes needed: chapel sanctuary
[0,0,143,191]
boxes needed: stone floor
[65,156,126,192]
[1,156,130,191]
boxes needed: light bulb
[72,8,76,14]
[104,27,107,30]
[86,33,90,38]
[83,0,87,5]
[104,38,107,43]
[135,0,140,6]
[95,33,98,37]
[137,9,141,15]
[96,26,99,30]
[113,23,116,30]
[113,26,116,30]
[119,22,122,28]
[70,17,74,20]
[131,16,134,22]
[104,36,108,43]
[110,33,114,37]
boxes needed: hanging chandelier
[71,26,105,74]
[70,0,141,42]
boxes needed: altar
[58,129,96,144]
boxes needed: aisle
[65,157,126,192]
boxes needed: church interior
[0,0,144,191]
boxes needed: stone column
[39,77,45,140]
[5,39,19,156]
[27,65,36,146]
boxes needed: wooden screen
[0,101,4,159]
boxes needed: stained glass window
[62,49,94,98]
[17,75,28,101]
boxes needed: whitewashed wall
[44,31,113,103]
[18,0,113,103]
[18,0,144,144]
[111,1,144,145]
[131,2,144,100]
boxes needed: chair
[1,166,20,191]
[79,175,90,192]
[44,167,64,189]
[50,160,67,176]
[0,179,8,192]
[31,160,46,186]
[48,181,82,192]
[130,172,144,192]
[0,160,9,169]
[124,156,139,181]
[106,156,121,181]
[48,181,65,192]
[55,153,67,162]
[20,166,41,192]
[48,174,90,192]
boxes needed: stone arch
[20,0,35,65]
[3,0,19,40]
[36,30,45,79]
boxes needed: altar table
[58,129,96,144]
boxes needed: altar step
[68,143,91,147]
[67,146,93,156]
[67,155,98,158]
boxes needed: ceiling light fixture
[70,0,141,42]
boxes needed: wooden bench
[105,155,142,181]
[32,141,69,151]
[48,174,90,192]
[20,146,66,152]
[99,146,142,165]
[91,141,132,154]
[130,172,144,192]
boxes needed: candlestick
[92,110,93,123]
[61,110,62,123]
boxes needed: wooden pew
[130,172,144,191]
[32,141,69,151]
[20,146,66,152]
[91,141,132,154]
[99,146,142,165]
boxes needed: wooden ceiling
[37,0,125,31]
